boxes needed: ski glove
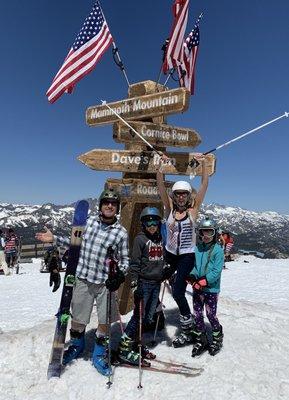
[131,280,144,300]
[161,265,176,282]
[186,274,197,285]
[50,271,61,292]
[105,269,125,292]
[193,276,208,291]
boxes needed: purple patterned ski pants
[193,291,220,332]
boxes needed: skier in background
[36,189,129,376]
[0,229,10,276]
[188,218,224,357]
[4,228,19,270]
[43,246,62,291]
[156,153,209,347]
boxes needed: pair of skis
[47,200,89,379]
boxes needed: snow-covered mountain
[0,200,288,258]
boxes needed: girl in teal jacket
[188,218,224,357]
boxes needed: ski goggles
[143,219,160,227]
[199,228,215,239]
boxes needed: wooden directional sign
[105,178,178,203]
[86,88,190,127]
[113,121,201,148]
[78,149,216,176]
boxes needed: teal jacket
[190,242,224,293]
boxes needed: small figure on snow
[118,207,172,365]
[36,189,129,376]
[156,153,209,347]
[188,218,224,357]
[4,228,19,270]
[0,229,10,276]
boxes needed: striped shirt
[56,215,129,284]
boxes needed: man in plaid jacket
[36,189,129,376]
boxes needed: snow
[1,256,289,400]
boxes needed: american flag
[46,1,113,103]
[178,13,203,94]
[163,0,189,73]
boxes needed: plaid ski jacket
[56,215,129,284]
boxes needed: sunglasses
[143,219,159,227]
[102,200,118,207]
[199,229,215,238]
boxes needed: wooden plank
[128,80,167,97]
[113,121,201,148]
[78,149,216,176]
[105,178,178,203]
[86,88,190,126]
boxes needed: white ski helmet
[172,181,192,194]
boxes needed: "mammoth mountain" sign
[86,88,190,126]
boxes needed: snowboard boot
[62,330,85,365]
[191,330,208,357]
[172,314,196,348]
[118,334,150,366]
[92,336,111,376]
[208,326,223,356]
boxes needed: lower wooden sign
[105,178,175,202]
[78,149,216,176]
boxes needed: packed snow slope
[1,256,289,400]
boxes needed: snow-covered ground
[1,256,289,400]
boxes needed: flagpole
[112,41,130,88]
[99,0,130,88]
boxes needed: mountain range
[0,199,288,258]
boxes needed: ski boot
[208,326,223,356]
[92,336,111,376]
[118,334,150,366]
[172,314,195,348]
[62,330,85,365]
[191,330,208,357]
[141,345,156,360]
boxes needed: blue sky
[1,0,289,213]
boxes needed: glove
[105,269,125,292]
[131,280,144,301]
[50,271,61,292]
[186,274,197,285]
[161,265,176,282]
[192,276,208,291]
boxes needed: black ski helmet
[99,188,120,213]
[140,206,162,221]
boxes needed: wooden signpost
[78,149,215,176]
[113,120,201,148]
[81,80,216,314]
[86,87,190,126]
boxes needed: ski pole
[151,282,166,346]
[101,100,164,157]
[137,299,143,389]
[189,111,289,168]
[106,246,116,388]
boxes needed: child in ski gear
[118,206,168,366]
[4,228,19,269]
[188,218,224,357]
[0,229,10,276]
[223,232,234,261]
[36,189,129,376]
[156,153,209,347]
